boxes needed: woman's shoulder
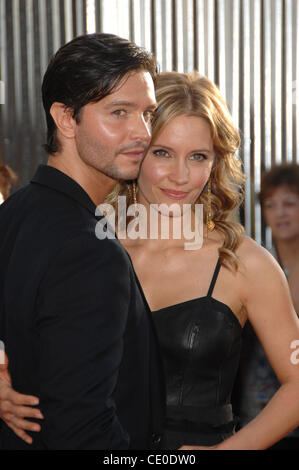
[237,235,267,256]
[236,235,284,279]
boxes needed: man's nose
[130,114,152,143]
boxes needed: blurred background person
[0,163,17,204]
[261,164,299,316]
[234,163,299,449]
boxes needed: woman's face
[137,115,215,214]
[263,185,299,241]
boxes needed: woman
[1,72,299,450]
[261,164,299,315]
[235,164,299,448]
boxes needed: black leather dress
[152,259,243,449]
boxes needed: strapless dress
[151,258,243,449]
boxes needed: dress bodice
[151,259,243,448]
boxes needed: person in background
[0,164,17,204]
[261,164,299,317]
[234,163,299,449]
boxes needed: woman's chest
[127,247,243,324]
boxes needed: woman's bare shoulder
[236,235,285,281]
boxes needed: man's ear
[50,102,77,139]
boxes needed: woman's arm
[0,353,43,444]
[288,262,299,317]
[218,242,299,449]
[182,238,299,450]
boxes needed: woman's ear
[50,103,76,139]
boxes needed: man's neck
[48,154,117,206]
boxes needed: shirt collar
[31,164,98,217]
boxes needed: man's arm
[35,235,131,449]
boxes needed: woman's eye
[152,149,170,158]
[284,201,297,207]
[190,153,207,161]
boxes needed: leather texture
[152,259,242,449]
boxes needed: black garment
[152,259,242,449]
[0,165,165,450]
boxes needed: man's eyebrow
[104,100,157,109]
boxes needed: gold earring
[207,179,215,231]
[132,180,137,206]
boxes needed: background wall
[0,0,299,246]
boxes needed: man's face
[74,70,156,181]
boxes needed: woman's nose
[169,161,189,185]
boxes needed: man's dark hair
[42,33,157,154]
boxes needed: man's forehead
[102,70,156,105]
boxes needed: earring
[132,180,137,206]
[207,179,215,231]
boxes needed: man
[0,33,164,450]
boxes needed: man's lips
[160,188,190,200]
[120,149,145,159]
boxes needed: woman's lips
[275,221,291,229]
[160,188,189,200]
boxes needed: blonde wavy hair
[0,164,17,200]
[106,71,246,270]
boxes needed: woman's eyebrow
[151,144,213,154]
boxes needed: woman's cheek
[192,169,209,190]
[140,159,168,186]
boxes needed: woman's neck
[124,200,205,251]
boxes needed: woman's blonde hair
[106,71,246,270]
[0,164,17,200]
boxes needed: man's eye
[113,109,126,117]
[143,110,154,122]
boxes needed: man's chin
[100,159,141,183]
[113,167,140,183]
